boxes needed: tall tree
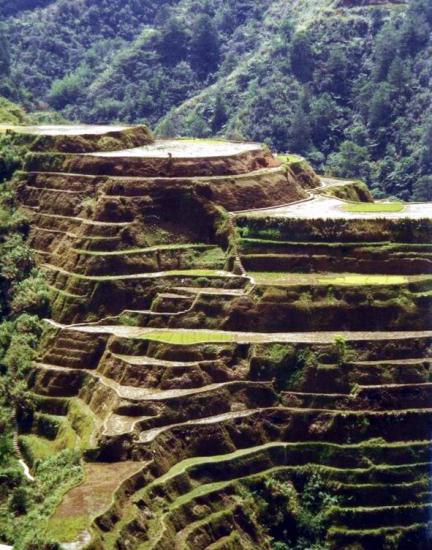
[412,175,432,201]
[420,114,432,172]
[211,95,228,133]
[289,104,312,154]
[190,14,220,80]
[290,31,314,83]
[0,26,10,78]
[158,17,189,65]
[372,21,399,81]
[368,83,393,130]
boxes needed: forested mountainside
[1,0,432,198]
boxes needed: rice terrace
[0,122,429,549]
[0,0,431,547]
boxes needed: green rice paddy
[250,272,409,286]
[342,203,405,213]
[277,154,304,164]
[318,274,408,285]
[141,330,237,345]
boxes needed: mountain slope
[3,0,432,199]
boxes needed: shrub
[48,71,86,110]
[9,486,30,514]
[333,335,348,365]
[10,271,50,315]
[0,233,33,282]
[80,196,96,217]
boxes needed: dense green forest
[1,0,431,198]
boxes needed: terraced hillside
[12,125,432,549]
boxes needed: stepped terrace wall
[18,166,307,218]
[23,325,432,549]
[24,145,278,178]
[237,215,432,244]
[160,278,432,332]
[10,125,432,549]
[17,134,319,325]
[5,124,154,153]
[239,240,432,275]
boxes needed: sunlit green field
[342,203,405,213]
[251,272,409,286]
[277,154,304,163]
[141,330,237,345]
[317,274,408,285]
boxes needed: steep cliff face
[8,125,432,549]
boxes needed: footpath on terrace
[8,124,432,549]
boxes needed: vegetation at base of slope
[0,139,83,549]
[0,97,27,124]
[240,469,338,549]
[43,515,88,545]
[0,450,83,549]
[3,0,431,200]
[342,203,405,213]
[20,398,96,464]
